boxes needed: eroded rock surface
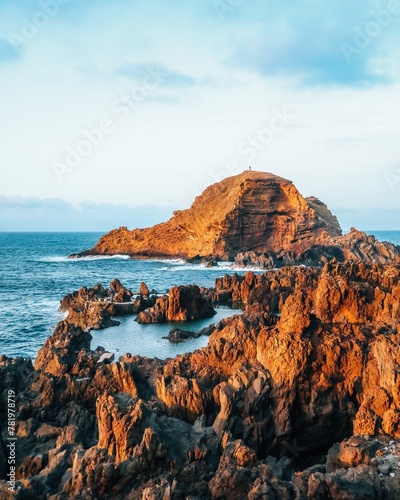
[60,280,157,331]
[136,285,216,323]
[72,171,342,261]
[1,261,400,498]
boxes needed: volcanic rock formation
[60,281,216,330]
[59,281,141,331]
[71,171,342,260]
[71,171,400,269]
[136,285,216,324]
[1,261,400,498]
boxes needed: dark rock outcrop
[163,324,216,344]
[60,283,119,331]
[234,227,400,269]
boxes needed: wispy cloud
[0,196,173,231]
[228,1,400,86]
[115,63,197,87]
[231,35,381,86]
[0,195,70,210]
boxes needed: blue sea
[0,232,245,360]
[0,231,399,360]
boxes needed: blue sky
[1,0,400,230]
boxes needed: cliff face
[74,171,342,260]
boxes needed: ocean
[0,231,399,360]
[0,232,245,360]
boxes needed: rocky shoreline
[1,260,400,498]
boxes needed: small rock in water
[163,328,198,344]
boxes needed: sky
[1,0,400,231]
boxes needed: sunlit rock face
[73,170,342,260]
[2,261,400,498]
[72,170,400,268]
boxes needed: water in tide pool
[0,231,399,360]
[0,232,247,360]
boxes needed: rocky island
[71,171,400,268]
[1,171,400,498]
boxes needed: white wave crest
[39,254,131,263]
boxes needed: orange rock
[72,172,400,269]
[74,171,342,260]
[136,284,215,323]
[4,259,400,498]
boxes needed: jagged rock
[109,279,133,302]
[187,255,219,267]
[140,281,150,297]
[208,440,295,499]
[156,374,207,423]
[2,261,400,497]
[212,364,274,454]
[382,409,400,438]
[96,393,149,464]
[198,323,216,336]
[234,251,275,270]
[326,437,381,472]
[234,227,400,269]
[34,321,93,377]
[59,281,139,331]
[65,447,116,497]
[136,284,216,323]
[131,294,158,315]
[164,328,198,343]
[60,285,118,331]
